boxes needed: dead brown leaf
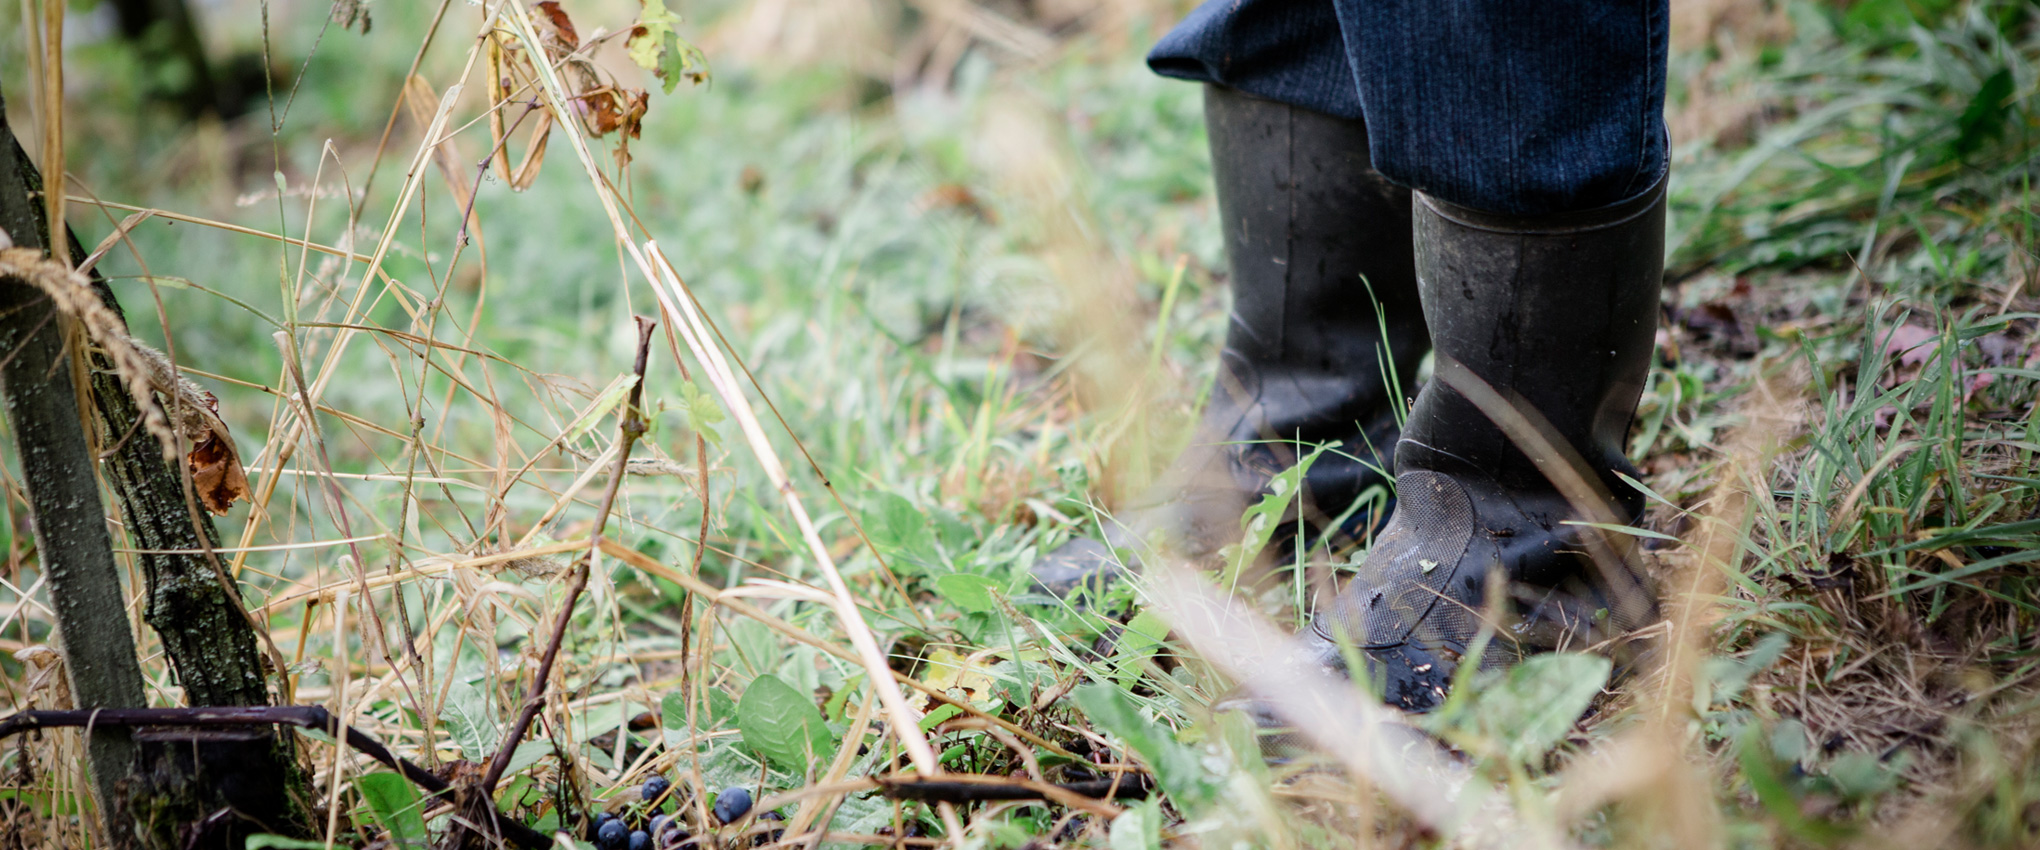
[189,427,252,516]
[534,1,580,50]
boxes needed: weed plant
[0,0,2035,847]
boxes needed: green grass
[0,0,2036,847]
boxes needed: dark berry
[628,830,651,850]
[651,815,689,849]
[712,786,753,824]
[641,775,673,805]
[589,812,618,840]
[753,811,786,847]
[655,823,690,848]
[597,817,630,850]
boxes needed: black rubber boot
[1284,175,1668,713]
[1034,85,1427,594]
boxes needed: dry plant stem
[284,8,494,476]
[686,290,923,627]
[37,0,61,269]
[1431,355,1655,627]
[1146,562,1571,850]
[479,560,584,787]
[271,331,424,718]
[352,0,459,224]
[487,0,942,782]
[644,246,947,785]
[786,691,877,839]
[66,196,377,264]
[746,774,1133,821]
[481,315,656,793]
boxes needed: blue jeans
[1150,0,1668,216]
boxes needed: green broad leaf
[1697,631,1791,713]
[661,689,687,731]
[918,702,962,732]
[1738,723,1856,842]
[934,574,999,614]
[442,680,498,762]
[626,0,681,71]
[673,380,726,447]
[1109,609,1170,685]
[863,492,935,563]
[1471,653,1611,765]
[708,688,737,727]
[625,0,707,94]
[1118,610,1169,656]
[986,659,1051,708]
[1109,797,1163,850]
[737,674,834,772]
[356,772,428,848]
[661,688,735,733]
[1071,685,1217,809]
[501,740,550,779]
[1954,68,2014,157]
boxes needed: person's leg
[1146,0,1362,121]
[1291,0,1670,711]
[1336,0,1668,215]
[1033,2,1426,593]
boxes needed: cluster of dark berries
[588,774,695,850]
[592,811,678,850]
[585,776,773,848]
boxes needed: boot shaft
[1203,85,1427,445]
[1397,177,1666,501]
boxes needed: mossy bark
[0,92,311,845]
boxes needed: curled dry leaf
[486,26,554,190]
[135,344,252,515]
[497,0,654,176]
[533,1,579,50]
[188,420,252,516]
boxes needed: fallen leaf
[1884,324,1938,366]
[917,184,995,222]
[920,647,1002,712]
[1681,301,1744,339]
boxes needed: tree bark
[0,105,146,844]
[0,91,310,845]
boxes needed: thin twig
[480,315,656,793]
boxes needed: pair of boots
[1036,86,1662,712]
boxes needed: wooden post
[0,105,147,845]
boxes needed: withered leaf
[188,428,252,515]
[534,1,580,51]
[581,88,625,136]
[624,89,648,140]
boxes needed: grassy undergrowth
[0,0,2035,847]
